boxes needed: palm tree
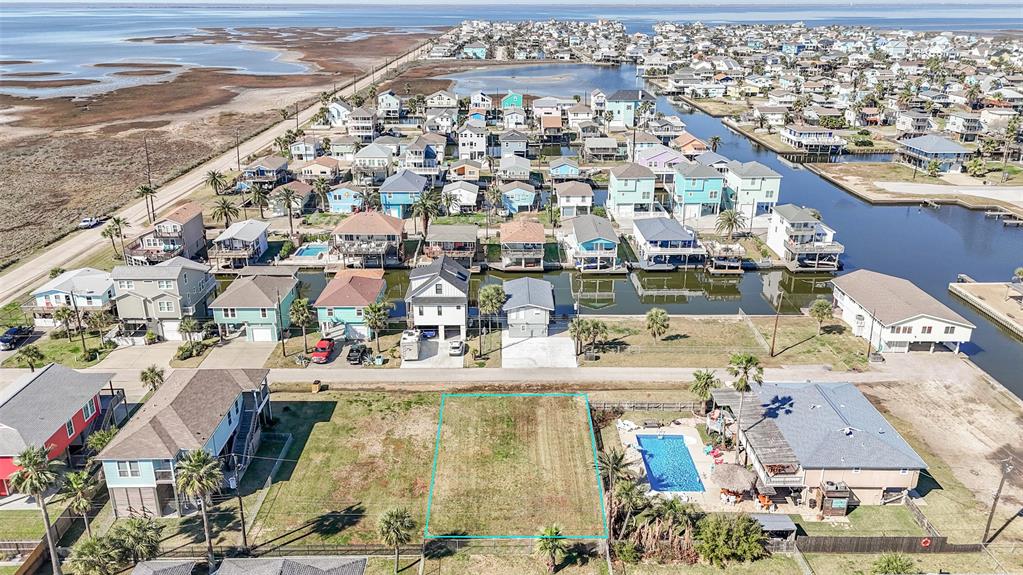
[378,507,415,574]
[66,537,117,575]
[715,209,747,241]
[484,185,504,238]
[534,524,566,573]
[101,226,120,259]
[211,198,240,228]
[1014,267,1023,283]
[596,448,630,537]
[10,446,64,575]
[709,135,721,152]
[289,298,313,353]
[809,298,833,335]
[568,317,589,356]
[111,516,163,564]
[14,344,44,372]
[107,217,130,259]
[614,479,646,538]
[726,353,764,464]
[585,319,609,353]
[690,369,720,415]
[175,449,223,567]
[926,159,941,178]
[62,471,96,537]
[275,186,299,236]
[86,427,118,454]
[135,185,156,224]
[354,187,381,211]
[645,307,669,340]
[49,267,66,279]
[140,365,165,394]
[364,301,393,353]
[410,190,440,234]
[312,177,331,212]
[54,307,76,342]
[84,311,113,335]
[440,189,459,216]
[205,170,229,196]
[476,284,505,355]
[249,185,270,219]
[179,316,202,344]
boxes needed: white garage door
[251,326,275,342]
[162,321,182,341]
[347,324,370,340]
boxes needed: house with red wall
[0,364,114,497]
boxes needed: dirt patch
[111,69,173,77]
[96,120,173,134]
[0,78,100,88]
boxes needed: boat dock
[948,276,1023,341]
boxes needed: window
[435,284,443,295]
[921,326,932,334]
[436,306,443,315]
[82,398,96,420]
[117,461,141,478]
[944,326,955,335]
[851,467,861,474]
[157,301,175,313]
[224,308,237,319]
[157,280,173,289]
[418,306,424,316]
[327,308,334,317]
[117,280,134,290]
[899,469,909,475]
[65,419,75,438]
[355,308,363,317]
[260,308,269,318]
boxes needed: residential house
[0,365,118,496]
[844,106,883,127]
[564,214,622,272]
[724,160,782,217]
[711,381,927,506]
[470,90,492,110]
[402,136,441,185]
[326,183,364,214]
[313,269,386,339]
[463,43,487,59]
[567,104,592,128]
[268,181,315,217]
[945,110,982,142]
[670,132,710,158]
[754,106,789,127]
[501,91,523,109]
[111,257,216,341]
[210,220,271,268]
[424,224,478,267]
[425,90,458,109]
[332,211,405,268]
[211,274,299,341]
[606,89,656,127]
[531,97,562,118]
[780,125,847,154]
[289,136,321,161]
[607,163,656,218]
[329,136,360,161]
[448,159,482,182]
[352,143,393,185]
[27,268,115,328]
[767,204,844,272]
[895,109,934,134]
[297,156,342,183]
[549,157,581,180]
[124,202,206,266]
[442,181,479,214]
[376,90,402,119]
[326,101,352,128]
[348,107,378,143]
[404,256,470,340]
[590,89,607,111]
[896,134,968,173]
[502,277,555,337]
[241,156,289,186]
[502,106,527,129]
[379,170,429,218]
[499,130,529,158]
[213,557,366,575]
[457,123,488,161]
[498,155,532,181]
[98,369,272,517]
[540,115,564,140]
[694,151,730,174]
[635,144,688,184]
[632,216,705,270]
[498,220,545,271]
[555,181,593,218]
[672,162,725,222]
[499,181,537,213]
[584,137,623,161]
[832,269,975,353]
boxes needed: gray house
[502,277,555,337]
[124,202,206,266]
[499,130,529,158]
[111,257,216,341]
[210,220,271,269]
[213,557,367,575]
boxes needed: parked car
[346,342,370,365]
[0,326,31,351]
[420,328,438,339]
[78,217,101,229]
[448,339,464,356]
[309,338,335,364]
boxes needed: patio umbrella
[711,463,757,492]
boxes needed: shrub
[50,328,69,340]
[592,206,607,218]
[144,331,158,344]
[174,341,206,360]
[612,540,641,564]
[279,240,295,258]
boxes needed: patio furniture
[643,420,660,429]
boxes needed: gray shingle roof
[694,151,729,166]
[131,561,196,575]
[831,270,975,327]
[554,181,592,197]
[726,160,781,179]
[610,163,655,179]
[633,217,695,242]
[899,134,969,155]
[214,220,271,244]
[112,257,209,281]
[426,224,478,243]
[569,214,617,244]
[675,162,723,179]
[502,277,555,312]
[407,255,470,299]
[211,275,298,309]
[380,170,428,193]
[215,557,366,575]
[772,204,818,223]
[608,89,655,102]
[0,364,112,455]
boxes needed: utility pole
[143,135,155,222]
[865,308,876,357]
[276,289,286,357]
[294,103,299,131]
[235,129,241,171]
[231,454,249,551]
[983,462,1013,543]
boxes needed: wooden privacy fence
[794,535,983,554]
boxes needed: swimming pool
[636,435,704,492]
[295,244,328,257]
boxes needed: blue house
[549,157,581,180]
[380,170,429,218]
[462,43,487,59]
[499,181,537,213]
[97,369,271,518]
[896,134,969,173]
[327,183,365,214]
[565,214,622,272]
[210,274,299,341]
[501,91,523,109]
[672,162,726,221]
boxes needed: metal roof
[214,219,271,244]
[569,214,617,244]
[633,217,695,242]
[503,277,555,312]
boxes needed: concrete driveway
[400,337,463,369]
[95,341,179,369]
[500,329,577,368]
[200,339,276,369]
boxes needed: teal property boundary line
[423,392,609,540]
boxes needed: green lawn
[749,316,869,371]
[302,212,347,229]
[432,213,489,226]
[1,331,112,369]
[803,552,1006,575]
[790,505,925,537]
[581,317,764,368]
[420,554,608,575]
[465,330,501,368]
[0,498,72,541]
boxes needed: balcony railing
[153,228,183,239]
[750,455,805,487]
[425,245,475,258]
[641,243,707,256]
[155,469,174,482]
[337,240,393,254]
[785,239,845,254]
[501,247,544,258]
[125,244,184,262]
[209,244,259,258]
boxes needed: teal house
[210,274,299,342]
[607,163,656,218]
[672,162,726,221]
[549,157,580,180]
[499,181,537,214]
[327,183,365,214]
[313,270,387,340]
[501,91,523,109]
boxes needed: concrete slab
[94,341,178,369]
[400,337,463,369]
[200,340,276,369]
[500,329,577,368]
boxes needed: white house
[555,181,593,218]
[470,90,492,110]
[457,123,488,160]
[28,268,115,327]
[377,90,403,119]
[289,136,321,161]
[425,90,458,109]
[326,101,352,128]
[831,270,975,353]
[404,256,470,341]
[503,106,527,129]
[766,204,844,272]
[442,181,479,214]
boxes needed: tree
[378,507,415,574]
[205,170,229,195]
[440,189,459,216]
[965,157,986,178]
[249,185,270,219]
[585,319,608,354]
[54,307,76,342]
[86,426,118,454]
[709,135,722,152]
[1014,267,1023,283]
[364,301,393,353]
[568,317,588,355]
[313,177,331,212]
[726,353,764,464]
[106,217,130,259]
[872,553,916,575]
[289,298,313,353]
[211,198,240,228]
[809,298,833,335]
[410,190,440,234]
[15,344,44,372]
[645,307,669,340]
[926,159,941,178]
[694,514,766,568]
[175,449,223,567]
[534,524,566,573]
[110,516,163,565]
[715,209,747,241]
[101,226,121,259]
[84,311,113,335]
[10,446,64,575]
[49,267,66,279]
[135,185,156,224]
[275,186,299,236]
[62,471,96,538]
[179,316,202,344]
[690,369,720,414]
[354,187,381,211]
[596,448,630,538]
[140,365,165,394]
[484,184,504,238]
[476,284,505,354]
[65,536,118,575]
[614,479,646,538]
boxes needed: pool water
[636,435,705,492]
[295,244,328,257]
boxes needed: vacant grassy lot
[803,552,1008,575]
[247,392,437,546]
[790,505,925,537]
[749,316,869,371]
[1,331,112,369]
[465,330,501,368]
[821,162,949,185]
[581,317,764,368]
[0,498,71,541]
[427,394,604,537]
[262,331,321,369]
